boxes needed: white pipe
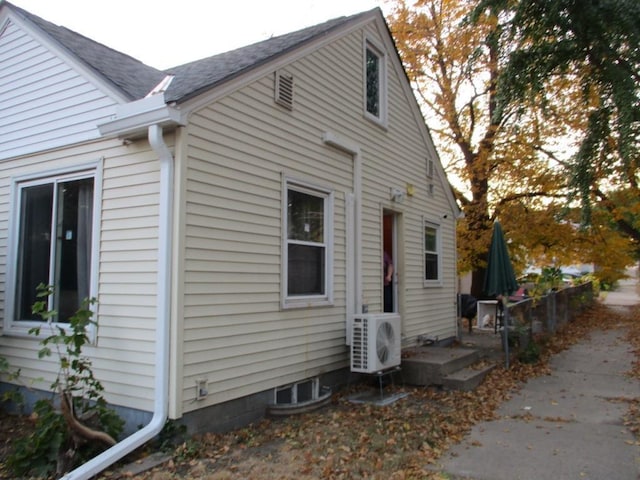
[353,150,362,314]
[62,124,173,479]
[322,131,362,318]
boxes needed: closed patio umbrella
[483,221,518,368]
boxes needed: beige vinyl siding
[96,140,163,410]
[358,22,457,342]
[0,11,458,423]
[0,20,117,160]
[179,61,354,410]
[0,138,161,411]
[177,23,455,413]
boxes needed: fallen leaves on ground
[117,302,640,480]
[4,302,640,480]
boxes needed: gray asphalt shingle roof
[162,12,372,103]
[5,1,375,104]
[5,2,166,101]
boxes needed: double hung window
[284,180,332,306]
[12,172,95,324]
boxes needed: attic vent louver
[427,158,435,178]
[275,71,294,110]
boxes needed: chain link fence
[507,281,595,335]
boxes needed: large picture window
[424,221,441,283]
[13,173,95,323]
[284,181,332,306]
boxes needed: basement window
[268,377,332,416]
[275,378,318,405]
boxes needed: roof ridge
[2,2,380,103]
[164,9,377,73]
[163,8,379,103]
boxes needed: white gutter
[97,92,184,139]
[62,124,173,479]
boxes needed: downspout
[62,124,173,479]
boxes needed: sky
[11,0,389,69]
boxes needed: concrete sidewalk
[602,270,640,308]
[437,279,640,480]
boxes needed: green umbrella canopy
[483,221,518,297]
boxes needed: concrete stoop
[441,363,496,391]
[402,346,495,391]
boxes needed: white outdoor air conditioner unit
[350,313,401,373]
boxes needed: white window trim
[281,177,334,309]
[4,161,103,339]
[423,217,443,287]
[363,37,388,127]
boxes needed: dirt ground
[0,410,36,479]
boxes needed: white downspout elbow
[62,124,173,479]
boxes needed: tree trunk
[60,390,116,447]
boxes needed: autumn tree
[499,200,635,286]
[387,0,575,297]
[472,0,640,250]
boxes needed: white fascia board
[97,94,185,139]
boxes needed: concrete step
[442,363,496,391]
[402,347,481,386]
